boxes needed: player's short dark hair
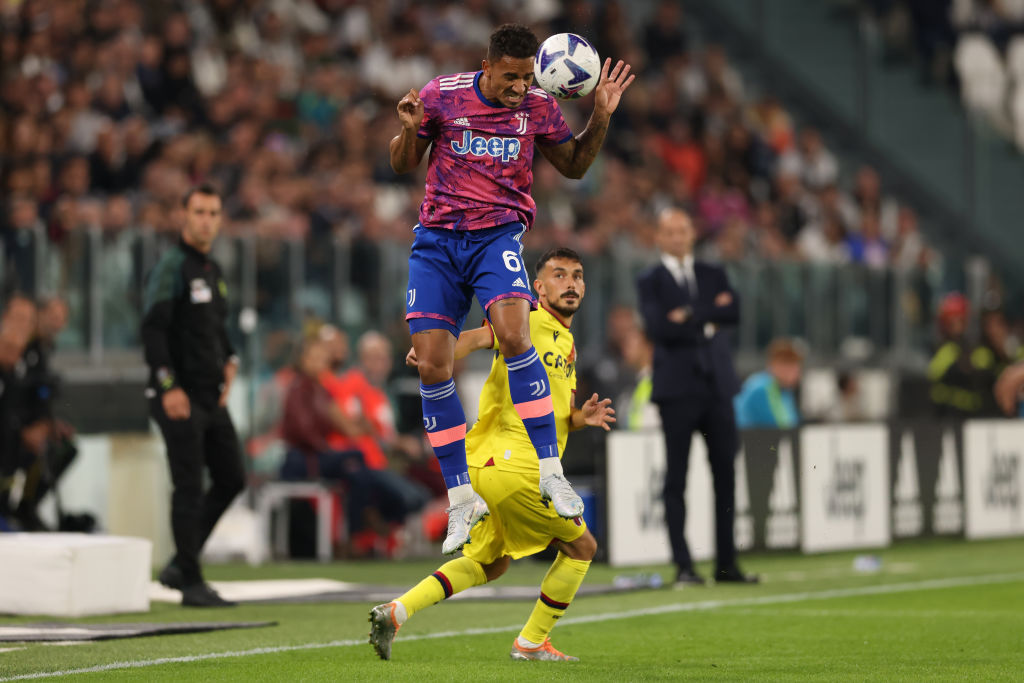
[182,183,221,207]
[535,247,582,277]
[487,24,539,62]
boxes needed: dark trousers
[280,450,430,533]
[150,393,245,585]
[657,395,739,573]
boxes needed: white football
[534,33,601,100]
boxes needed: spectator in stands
[973,304,1024,414]
[734,339,804,429]
[798,211,852,264]
[772,170,813,243]
[850,165,899,240]
[579,304,641,408]
[323,331,396,468]
[696,173,750,237]
[280,338,377,549]
[780,127,839,191]
[642,0,689,68]
[825,370,868,422]
[994,360,1024,416]
[0,294,36,353]
[320,330,431,554]
[749,95,794,154]
[846,211,890,268]
[704,44,745,103]
[281,337,427,556]
[890,205,935,269]
[617,328,659,430]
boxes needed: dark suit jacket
[636,260,740,403]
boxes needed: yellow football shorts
[462,459,587,565]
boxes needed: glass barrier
[54,228,91,352]
[99,230,145,349]
[4,228,946,370]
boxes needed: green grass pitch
[2,537,1023,681]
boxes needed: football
[534,33,601,100]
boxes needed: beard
[546,294,579,318]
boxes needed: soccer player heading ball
[390,23,633,555]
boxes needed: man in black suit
[636,208,757,585]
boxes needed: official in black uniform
[636,208,757,585]
[141,184,244,607]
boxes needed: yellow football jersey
[465,305,577,474]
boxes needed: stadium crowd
[3,1,1023,545]
[1,0,942,296]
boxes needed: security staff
[141,184,244,607]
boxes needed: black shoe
[181,582,237,607]
[715,566,760,584]
[14,507,49,532]
[674,568,706,586]
[158,562,186,591]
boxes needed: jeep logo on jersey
[451,131,521,161]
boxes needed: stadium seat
[1010,84,1024,150]
[255,481,340,563]
[1007,36,1024,83]
[1002,0,1024,23]
[950,0,977,29]
[954,34,1008,120]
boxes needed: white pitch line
[717,608,1024,619]
[3,571,1023,682]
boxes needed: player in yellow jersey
[369,247,615,662]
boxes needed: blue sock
[420,379,470,489]
[505,347,558,461]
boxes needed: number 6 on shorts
[502,250,522,272]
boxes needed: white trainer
[539,473,584,518]
[441,493,489,555]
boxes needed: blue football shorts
[406,222,537,337]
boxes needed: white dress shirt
[661,252,697,296]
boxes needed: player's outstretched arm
[569,392,616,431]
[537,58,634,179]
[405,325,493,368]
[390,88,431,174]
[453,325,495,361]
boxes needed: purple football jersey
[416,71,573,231]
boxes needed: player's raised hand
[397,88,424,130]
[581,392,616,431]
[593,58,634,116]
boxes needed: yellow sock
[395,556,487,622]
[519,552,591,645]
